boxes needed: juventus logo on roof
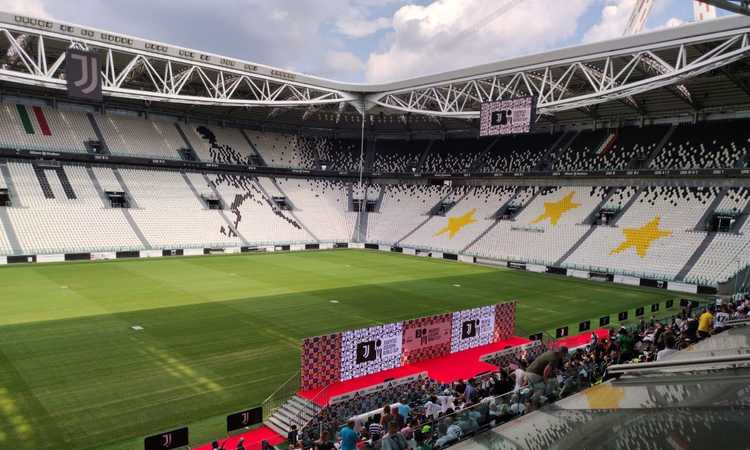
[65,49,102,101]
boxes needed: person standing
[340,420,359,450]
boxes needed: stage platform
[298,336,532,407]
[554,328,609,349]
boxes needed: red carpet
[298,365,424,407]
[412,336,532,383]
[554,328,609,350]
[193,425,285,450]
[298,336,531,406]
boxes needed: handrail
[607,354,750,374]
[725,317,750,327]
[262,370,300,405]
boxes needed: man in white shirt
[656,334,678,361]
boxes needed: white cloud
[325,50,365,74]
[335,16,392,38]
[664,17,685,28]
[364,0,592,83]
[0,0,50,17]
[581,0,636,43]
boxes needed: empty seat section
[0,104,95,153]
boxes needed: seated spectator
[657,334,678,361]
[714,304,730,333]
[434,418,462,447]
[313,431,334,450]
[381,422,409,450]
[698,306,715,339]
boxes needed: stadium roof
[3,11,750,136]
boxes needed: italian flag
[16,104,52,136]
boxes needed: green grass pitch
[0,249,694,450]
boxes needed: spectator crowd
[283,295,750,450]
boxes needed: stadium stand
[371,140,423,173]
[95,112,184,160]
[564,187,719,280]
[247,131,318,169]
[478,132,562,173]
[0,104,96,153]
[422,139,487,173]
[4,162,143,254]
[650,121,750,170]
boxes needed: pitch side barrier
[0,242,719,300]
[3,146,750,181]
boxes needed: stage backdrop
[401,313,453,365]
[300,301,516,391]
[341,323,403,381]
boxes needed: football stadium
[1,1,750,450]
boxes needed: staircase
[676,231,719,281]
[265,395,321,437]
[32,165,54,199]
[694,188,727,231]
[468,137,501,172]
[414,141,434,173]
[539,131,579,171]
[643,124,676,168]
[54,167,77,199]
[609,187,644,226]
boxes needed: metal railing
[261,370,301,423]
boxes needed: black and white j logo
[65,49,102,101]
[162,433,172,448]
[461,320,479,339]
[356,339,381,364]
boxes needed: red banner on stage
[401,313,452,365]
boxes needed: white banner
[458,254,474,263]
[567,269,590,279]
[668,281,698,294]
[183,248,204,256]
[403,248,416,255]
[37,254,65,263]
[140,250,163,258]
[348,243,365,249]
[320,243,334,250]
[340,322,403,381]
[451,305,495,353]
[430,252,443,259]
[90,252,116,260]
[614,274,641,286]
[527,263,547,273]
[0,256,7,265]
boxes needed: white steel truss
[2,15,750,119]
[0,23,355,107]
[371,29,750,118]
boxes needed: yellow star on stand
[434,209,477,239]
[531,191,581,226]
[610,216,672,258]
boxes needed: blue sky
[5,0,735,82]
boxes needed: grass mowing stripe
[0,249,699,450]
